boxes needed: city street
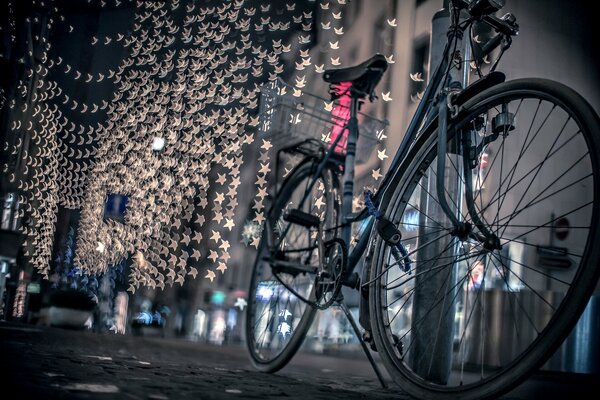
[1,2,599,399]
[1,321,597,399]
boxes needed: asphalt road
[0,321,597,399]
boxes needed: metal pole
[410,2,466,384]
[461,23,472,88]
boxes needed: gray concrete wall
[500,0,600,111]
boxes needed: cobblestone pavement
[0,321,409,400]
[1,321,597,399]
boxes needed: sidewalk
[1,321,598,399]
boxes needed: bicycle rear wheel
[245,161,339,372]
[369,79,600,399]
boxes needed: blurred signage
[554,217,570,240]
[26,283,41,294]
[402,209,419,232]
[104,193,128,222]
[114,292,129,334]
[538,245,572,269]
[211,290,226,305]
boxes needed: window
[409,39,430,101]
[1,192,19,231]
[370,17,386,55]
[104,193,128,222]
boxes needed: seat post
[340,94,361,246]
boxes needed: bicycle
[244,1,600,399]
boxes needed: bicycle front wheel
[245,161,339,372]
[369,79,600,399]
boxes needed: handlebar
[479,31,504,56]
[482,13,518,36]
[451,0,519,64]
[452,0,519,36]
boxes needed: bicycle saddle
[323,54,388,99]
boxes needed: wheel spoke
[487,101,551,220]
[428,159,471,222]
[488,255,544,337]
[401,259,474,361]
[410,182,460,230]
[481,125,583,221]
[384,245,487,291]
[497,157,591,238]
[498,125,582,239]
[497,201,592,256]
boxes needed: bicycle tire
[368,78,600,399]
[245,160,339,372]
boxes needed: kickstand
[337,298,388,389]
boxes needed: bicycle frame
[270,0,516,290]
[273,38,454,287]
[332,11,511,286]
[247,3,600,396]
[338,35,454,285]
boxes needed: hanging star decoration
[3,0,397,292]
[234,297,248,311]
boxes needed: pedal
[362,330,378,352]
[283,209,321,228]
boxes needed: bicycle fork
[436,93,502,250]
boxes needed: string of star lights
[4,0,398,292]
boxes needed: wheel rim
[373,90,598,393]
